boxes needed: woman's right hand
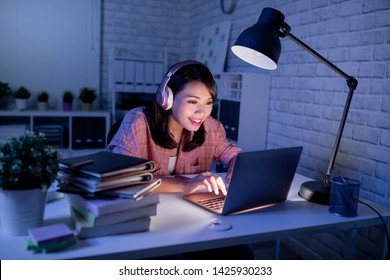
[185,171,227,195]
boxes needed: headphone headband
[157,60,203,96]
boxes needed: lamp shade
[231,7,285,70]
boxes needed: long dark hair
[144,62,217,151]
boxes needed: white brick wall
[101,0,390,259]
[221,0,390,208]
[100,0,195,107]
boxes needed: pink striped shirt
[107,107,241,176]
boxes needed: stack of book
[57,151,161,238]
[65,192,160,238]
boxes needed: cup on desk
[329,177,361,217]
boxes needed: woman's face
[169,81,214,133]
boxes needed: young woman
[107,60,241,195]
[107,61,254,259]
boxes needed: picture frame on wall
[196,21,231,74]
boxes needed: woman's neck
[168,116,183,144]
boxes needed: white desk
[1,174,389,259]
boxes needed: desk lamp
[231,7,358,205]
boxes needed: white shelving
[215,73,271,152]
[0,110,110,153]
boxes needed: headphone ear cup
[162,86,173,110]
[156,86,173,110]
[156,89,164,107]
[157,60,203,109]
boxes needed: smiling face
[168,81,214,134]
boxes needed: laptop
[183,146,303,215]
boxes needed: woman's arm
[154,171,227,195]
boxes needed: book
[75,203,158,226]
[59,179,161,199]
[71,209,151,239]
[27,237,76,253]
[27,223,75,246]
[59,151,156,179]
[58,171,155,192]
[64,191,160,217]
[95,179,162,199]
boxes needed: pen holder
[329,177,361,217]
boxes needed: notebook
[183,146,303,215]
[59,151,155,179]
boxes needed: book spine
[64,194,100,216]
[64,193,159,216]
[77,218,151,239]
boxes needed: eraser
[28,223,74,246]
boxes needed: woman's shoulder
[123,107,147,120]
[203,116,223,129]
[122,107,148,127]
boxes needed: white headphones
[156,60,203,110]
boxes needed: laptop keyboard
[198,196,225,211]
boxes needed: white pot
[15,98,28,111]
[0,188,47,236]
[38,101,48,111]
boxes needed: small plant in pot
[37,91,49,111]
[13,86,31,111]
[0,81,13,109]
[0,131,60,235]
[79,87,97,111]
[0,81,12,98]
[63,91,74,111]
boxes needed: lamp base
[298,180,330,205]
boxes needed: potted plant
[37,91,49,111]
[13,86,31,111]
[63,91,74,111]
[0,81,12,98]
[79,87,97,111]
[0,131,60,235]
[0,81,13,109]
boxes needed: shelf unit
[215,72,271,152]
[0,110,110,152]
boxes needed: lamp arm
[281,26,358,188]
[282,28,351,82]
[322,86,355,187]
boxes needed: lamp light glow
[231,7,358,205]
[231,46,277,70]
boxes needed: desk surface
[1,174,389,260]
